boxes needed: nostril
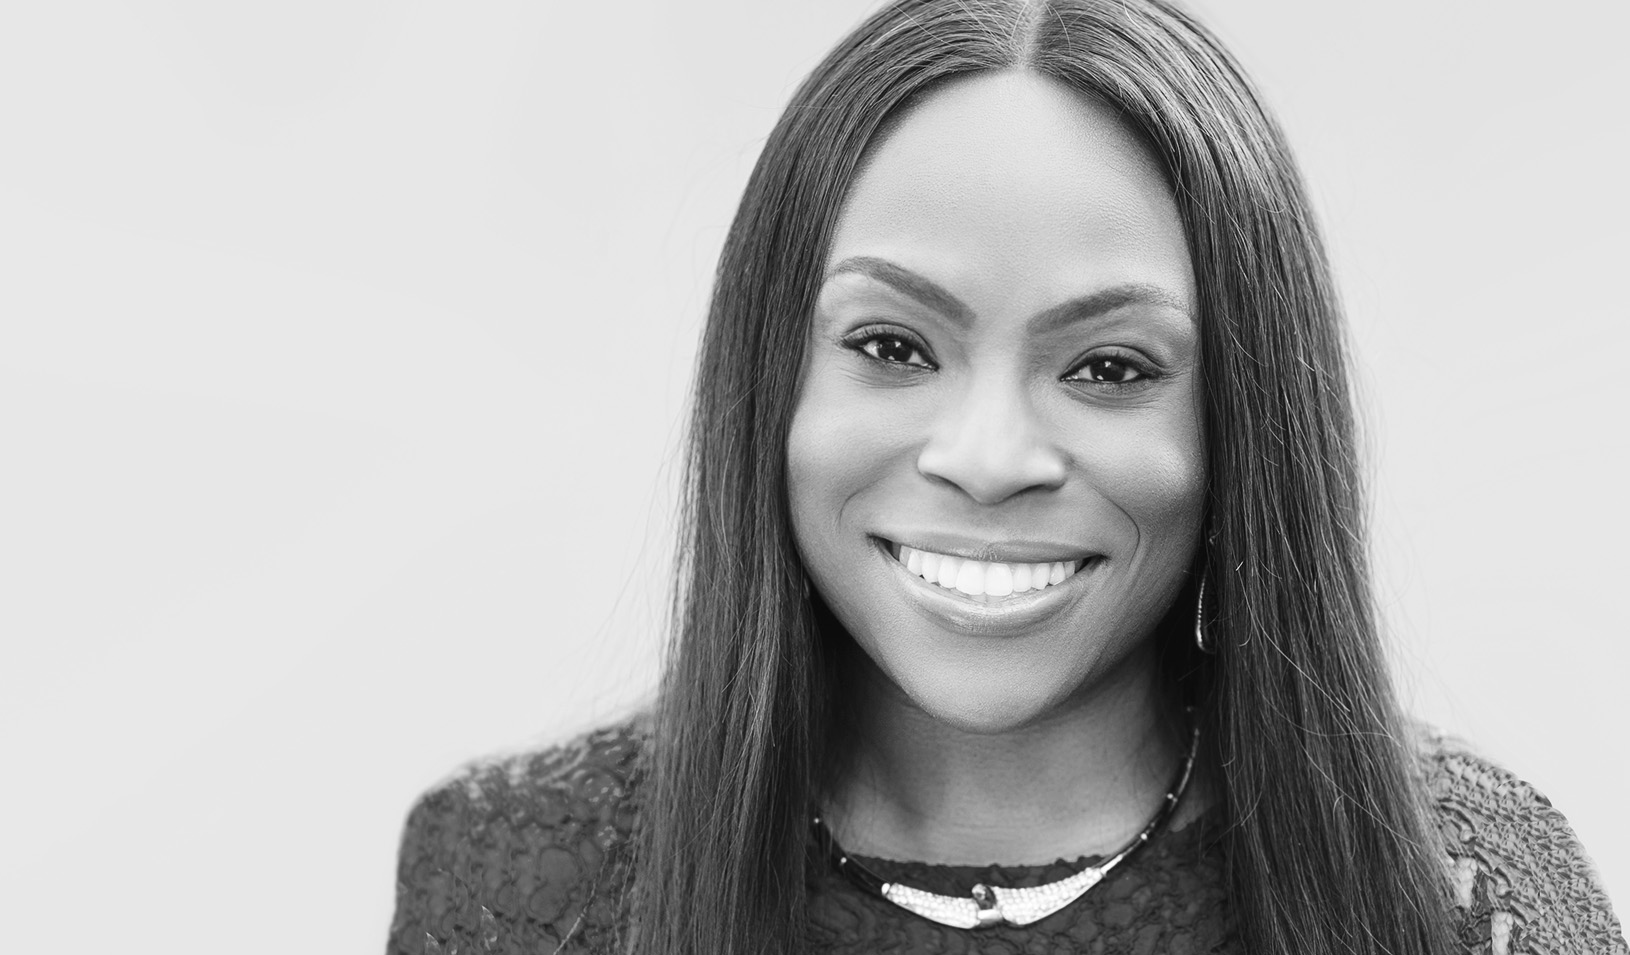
[916,443,1069,505]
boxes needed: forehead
[829,71,1193,315]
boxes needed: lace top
[386,719,1625,954]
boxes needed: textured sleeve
[385,722,645,955]
[1421,733,1627,955]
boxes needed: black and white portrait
[2,1,1624,952]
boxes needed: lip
[870,536,1099,636]
[872,531,1096,565]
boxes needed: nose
[915,375,1069,505]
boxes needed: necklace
[811,716,1200,930]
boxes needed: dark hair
[633,1,1457,953]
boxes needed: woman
[387,1,1625,952]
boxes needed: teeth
[984,563,1013,597]
[954,560,984,595]
[895,545,1082,598]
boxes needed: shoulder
[387,714,651,955]
[1410,724,1626,954]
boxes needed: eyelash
[1061,349,1159,391]
[840,326,1159,392]
[840,326,937,371]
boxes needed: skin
[786,71,1208,865]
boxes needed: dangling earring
[1194,573,1214,654]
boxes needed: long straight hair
[632,2,1457,953]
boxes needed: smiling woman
[791,76,1205,754]
[385,1,1626,953]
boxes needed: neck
[823,640,1194,866]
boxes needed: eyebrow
[825,255,1191,331]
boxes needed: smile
[869,535,1100,634]
[889,542,1085,598]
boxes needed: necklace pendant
[880,868,1107,929]
[970,884,1003,927]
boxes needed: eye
[1063,353,1154,387]
[844,328,936,369]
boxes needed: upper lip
[874,532,1097,564]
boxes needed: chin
[894,663,1078,736]
[920,702,1050,736]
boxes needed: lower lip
[873,538,1097,636]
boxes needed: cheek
[1085,405,1207,556]
[787,383,853,536]
[1133,434,1206,528]
[786,362,901,555]
[788,408,860,518]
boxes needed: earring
[1194,573,1214,654]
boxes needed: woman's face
[786,71,1206,734]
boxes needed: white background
[1,1,1624,950]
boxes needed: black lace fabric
[386,719,1626,954]
[388,724,643,954]
[1418,730,1627,955]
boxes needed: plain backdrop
[1,1,1625,950]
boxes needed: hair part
[632,2,1458,953]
